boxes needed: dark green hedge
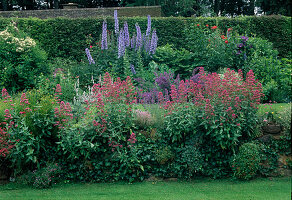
[0,15,290,60]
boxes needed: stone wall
[0,6,162,19]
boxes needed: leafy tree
[256,0,291,16]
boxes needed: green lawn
[0,177,291,200]
[257,103,291,116]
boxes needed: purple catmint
[135,23,142,50]
[118,30,125,58]
[124,22,130,47]
[241,36,249,41]
[149,29,158,54]
[130,64,136,75]
[101,21,108,50]
[155,73,171,92]
[164,89,170,101]
[237,43,244,48]
[85,48,95,64]
[174,74,180,87]
[114,10,119,34]
[190,67,200,84]
[146,15,151,37]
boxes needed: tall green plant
[0,23,48,93]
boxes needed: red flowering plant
[0,89,39,176]
[0,88,60,177]
[160,68,263,152]
[158,67,264,177]
[162,80,198,145]
[194,68,264,149]
[56,72,143,181]
[0,127,14,158]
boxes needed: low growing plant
[231,142,261,180]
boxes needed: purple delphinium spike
[142,33,146,46]
[85,48,95,64]
[149,29,158,54]
[124,22,130,47]
[145,38,151,53]
[130,64,136,75]
[135,23,142,50]
[131,36,136,49]
[114,10,119,35]
[118,30,125,58]
[101,21,108,50]
[146,15,151,37]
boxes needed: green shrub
[178,144,204,178]
[246,57,291,103]
[258,143,279,177]
[232,142,261,180]
[273,106,291,155]
[164,104,197,144]
[17,163,61,189]
[0,23,48,92]
[153,44,195,78]
[0,89,59,176]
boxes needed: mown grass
[257,103,291,116]
[0,177,291,200]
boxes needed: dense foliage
[0,10,291,187]
[0,15,290,59]
[0,69,267,182]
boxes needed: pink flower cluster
[54,84,62,103]
[108,139,123,152]
[160,68,264,122]
[19,93,32,115]
[97,72,137,104]
[0,127,14,158]
[54,101,73,129]
[134,110,152,126]
[1,88,11,103]
[127,132,137,144]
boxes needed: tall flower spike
[150,29,158,55]
[130,64,136,75]
[101,21,108,50]
[114,10,119,34]
[146,15,151,37]
[85,48,95,64]
[124,22,130,47]
[145,37,151,53]
[135,23,142,50]
[118,30,125,58]
[131,36,135,49]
